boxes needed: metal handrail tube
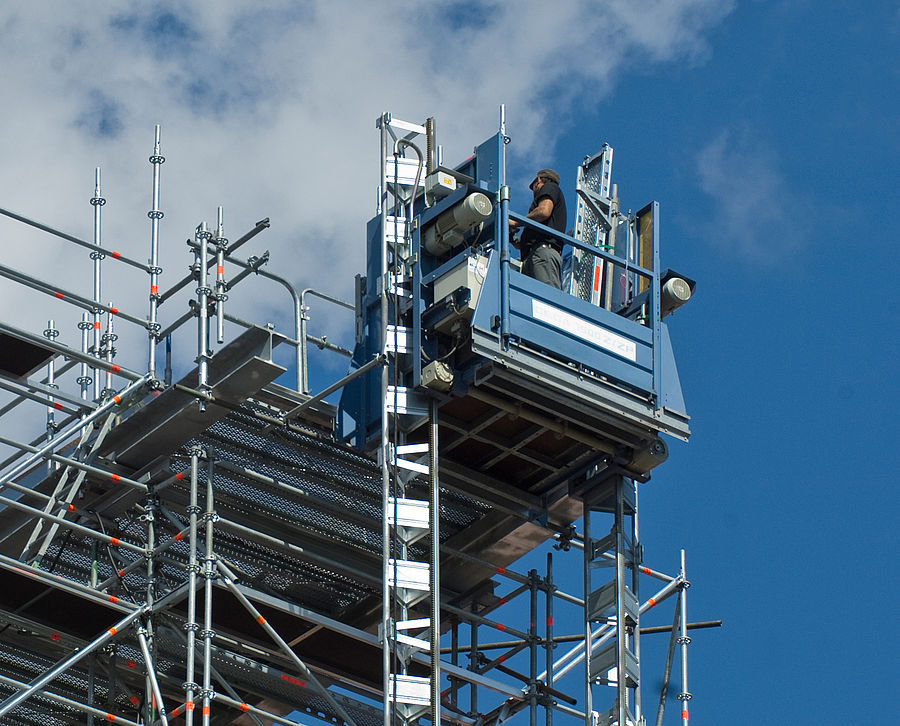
[222,309,351,359]
[0,377,81,416]
[0,205,151,273]
[0,605,147,717]
[0,433,148,493]
[0,492,144,554]
[0,552,137,611]
[0,262,147,327]
[508,210,655,282]
[282,353,387,422]
[156,218,270,306]
[4,373,95,413]
[300,287,355,394]
[188,239,304,391]
[0,673,141,726]
[0,374,148,485]
[155,307,194,342]
[442,601,530,642]
[0,360,78,420]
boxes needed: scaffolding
[0,113,709,726]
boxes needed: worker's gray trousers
[523,245,562,289]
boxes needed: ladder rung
[385,325,412,354]
[394,458,430,475]
[388,497,430,528]
[389,674,431,705]
[388,559,430,591]
[396,617,431,630]
[385,158,425,186]
[386,386,429,416]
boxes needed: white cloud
[695,128,808,261]
[0,0,732,391]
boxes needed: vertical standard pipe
[90,168,105,400]
[654,595,682,726]
[201,456,216,726]
[196,223,211,411]
[299,291,309,394]
[78,312,92,402]
[470,604,478,714]
[102,304,117,397]
[43,319,58,476]
[528,570,538,726]
[215,207,226,345]
[144,492,158,725]
[632,485,642,723]
[184,450,201,725]
[499,186,511,349]
[614,477,628,725]
[379,113,392,726]
[148,125,165,381]
[498,105,511,351]
[429,400,441,726]
[582,507,592,726]
[679,550,690,726]
[545,552,554,726]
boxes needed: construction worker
[510,169,567,289]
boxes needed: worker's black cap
[530,169,560,190]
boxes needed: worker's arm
[509,196,554,229]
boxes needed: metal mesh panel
[569,148,613,302]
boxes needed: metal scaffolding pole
[184,449,202,725]
[91,167,105,400]
[201,454,215,725]
[0,606,147,718]
[678,550,692,725]
[147,125,164,381]
[0,673,141,726]
[215,558,358,726]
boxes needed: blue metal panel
[473,134,503,193]
[472,254,656,395]
[659,324,687,416]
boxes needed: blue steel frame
[339,129,685,447]
[410,129,666,403]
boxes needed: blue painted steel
[659,325,687,415]
[499,188,510,349]
[337,126,690,448]
[645,202,662,402]
[472,255,656,394]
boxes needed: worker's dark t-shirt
[520,181,567,255]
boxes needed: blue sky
[0,1,897,724]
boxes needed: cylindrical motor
[423,192,493,255]
[661,277,692,317]
[627,437,669,474]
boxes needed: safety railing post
[195,223,212,411]
[90,167,105,400]
[42,319,59,476]
[147,125,165,382]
